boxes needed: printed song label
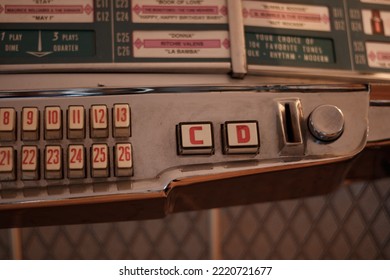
[0,0,94,23]
[133,31,230,58]
[132,0,228,24]
[366,42,390,68]
[243,1,331,32]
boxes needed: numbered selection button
[45,106,62,140]
[68,106,85,139]
[114,143,133,177]
[90,105,108,138]
[21,146,39,180]
[0,108,16,141]
[22,107,39,141]
[91,144,109,178]
[113,104,131,138]
[67,145,85,179]
[44,145,63,179]
[0,147,16,181]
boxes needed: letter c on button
[237,125,250,143]
[189,126,204,145]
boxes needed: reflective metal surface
[0,76,388,228]
[308,105,345,142]
[0,0,389,257]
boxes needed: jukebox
[0,0,389,259]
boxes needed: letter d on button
[237,125,250,143]
[224,121,260,155]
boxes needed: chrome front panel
[0,84,369,206]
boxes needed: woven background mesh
[1,178,385,260]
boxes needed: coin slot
[278,100,304,156]
[283,103,302,144]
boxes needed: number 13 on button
[113,104,131,138]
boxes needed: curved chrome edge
[0,157,356,211]
[0,188,165,210]
[248,65,390,83]
[0,62,232,74]
[163,152,368,193]
[0,84,368,99]
[2,62,390,83]
[0,149,368,210]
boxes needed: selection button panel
[0,103,134,187]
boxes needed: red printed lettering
[117,107,128,123]
[70,147,83,164]
[94,108,106,124]
[72,109,81,125]
[47,148,60,165]
[93,146,107,163]
[48,109,59,125]
[23,148,36,165]
[237,125,250,143]
[189,126,204,145]
[2,111,10,125]
[118,145,131,162]
[0,149,11,166]
[26,110,34,125]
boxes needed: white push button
[22,107,39,141]
[113,104,131,138]
[67,145,85,179]
[45,145,63,179]
[0,147,15,181]
[45,106,62,140]
[223,121,260,154]
[177,122,214,155]
[114,143,133,177]
[68,106,85,139]
[21,146,39,180]
[91,144,109,177]
[0,108,16,141]
[90,105,108,138]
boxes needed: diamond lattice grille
[6,178,390,260]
